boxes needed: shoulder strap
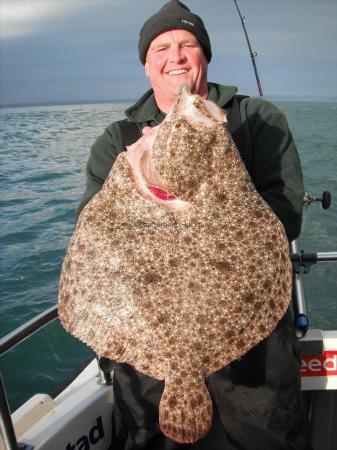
[226,94,249,163]
[117,119,141,147]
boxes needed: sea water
[1,101,336,411]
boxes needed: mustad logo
[181,18,195,27]
[66,416,104,449]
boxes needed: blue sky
[1,0,337,106]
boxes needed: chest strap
[116,119,142,147]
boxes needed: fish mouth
[147,185,177,201]
[126,133,189,211]
[139,149,182,205]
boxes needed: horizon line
[1,95,337,109]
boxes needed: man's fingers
[142,126,152,135]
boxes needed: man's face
[145,29,208,110]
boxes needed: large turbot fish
[58,86,292,444]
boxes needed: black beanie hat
[138,0,212,65]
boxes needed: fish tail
[159,376,212,444]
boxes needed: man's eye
[155,47,166,52]
[184,43,195,48]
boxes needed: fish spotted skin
[58,87,292,444]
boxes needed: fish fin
[159,376,212,444]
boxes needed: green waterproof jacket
[77,82,304,242]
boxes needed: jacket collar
[125,82,238,124]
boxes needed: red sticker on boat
[301,351,337,377]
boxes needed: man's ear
[145,61,150,78]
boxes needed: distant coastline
[1,95,337,109]
[265,95,337,102]
[0,99,136,109]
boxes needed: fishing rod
[233,0,264,97]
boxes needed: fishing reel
[303,191,331,209]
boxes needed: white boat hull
[1,329,337,450]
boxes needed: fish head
[152,85,227,200]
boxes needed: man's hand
[142,126,153,136]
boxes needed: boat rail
[0,307,58,450]
[290,242,337,337]
[0,375,20,450]
[0,306,58,358]
[291,251,337,264]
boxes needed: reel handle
[321,191,331,209]
[303,190,331,209]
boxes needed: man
[77,1,310,449]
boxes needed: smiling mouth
[167,69,188,76]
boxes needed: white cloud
[0,0,93,40]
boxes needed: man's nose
[168,45,186,63]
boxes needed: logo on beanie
[181,19,195,27]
